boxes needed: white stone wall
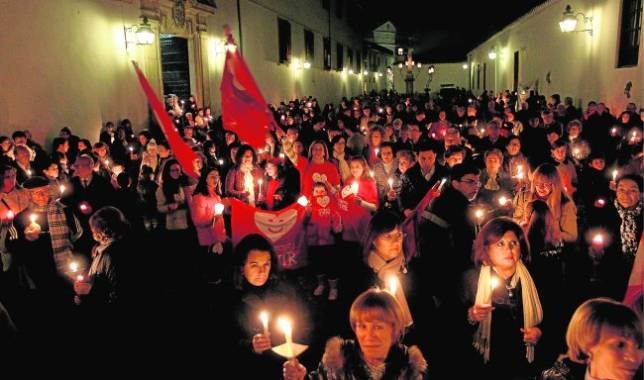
[467,0,643,111]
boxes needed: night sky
[347,0,548,62]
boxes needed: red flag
[131,61,199,178]
[220,26,277,149]
[401,178,447,261]
[230,198,307,270]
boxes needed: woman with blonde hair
[283,288,428,380]
[541,297,642,380]
[513,163,577,243]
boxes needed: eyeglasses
[460,179,481,186]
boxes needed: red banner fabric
[220,29,277,149]
[230,198,307,270]
[131,61,199,178]
[401,179,445,262]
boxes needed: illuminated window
[618,0,642,67]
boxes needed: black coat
[400,163,449,211]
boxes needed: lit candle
[29,213,37,224]
[218,159,224,165]
[128,146,134,152]
[279,153,285,160]
[259,310,270,337]
[375,148,380,157]
[6,210,14,220]
[76,275,84,282]
[26,169,32,177]
[498,196,508,206]
[387,178,394,190]
[386,274,399,294]
[297,196,309,207]
[59,184,66,195]
[79,202,91,214]
[277,316,295,358]
[592,233,604,247]
[485,276,500,305]
[474,208,484,223]
[369,170,375,177]
[258,179,263,194]
[214,203,225,216]
[351,181,359,195]
[595,198,606,207]
[69,261,79,273]
[610,127,617,136]
[27,213,41,234]
[612,169,618,182]
[516,165,524,180]
[480,128,486,134]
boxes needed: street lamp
[559,5,593,35]
[398,49,423,94]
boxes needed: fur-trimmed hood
[318,337,428,379]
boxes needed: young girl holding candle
[305,182,343,300]
[337,156,378,246]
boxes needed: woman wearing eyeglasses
[513,163,578,243]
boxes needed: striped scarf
[615,199,642,257]
[473,262,543,363]
[32,201,82,278]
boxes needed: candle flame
[218,159,224,165]
[259,310,269,330]
[612,169,618,181]
[475,209,484,219]
[59,184,66,194]
[76,275,84,282]
[277,316,292,337]
[29,214,37,223]
[351,182,359,194]
[490,276,500,290]
[69,261,79,273]
[498,196,508,206]
[592,234,604,246]
[387,178,394,187]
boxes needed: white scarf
[473,262,542,363]
[367,251,413,327]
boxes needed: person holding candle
[371,142,398,209]
[73,206,139,324]
[400,141,448,218]
[513,163,578,243]
[549,139,578,197]
[190,168,228,283]
[304,182,343,300]
[6,176,82,339]
[65,154,116,259]
[92,142,113,180]
[541,297,643,380]
[283,289,428,380]
[363,125,384,166]
[337,156,378,247]
[589,174,643,300]
[461,217,544,379]
[503,136,530,192]
[258,158,299,211]
[476,149,515,214]
[224,144,263,206]
[329,135,351,184]
[222,234,309,379]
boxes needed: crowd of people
[0,88,642,377]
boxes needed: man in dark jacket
[400,141,448,217]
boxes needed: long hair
[232,234,280,290]
[362,209,404,263]
[530,163,570,223]
[525,199,561,254]
[161,158,183,204]
[193,167,222,197]
[349,156,372,180]
[473,217,531,266]
[307,140,330,162]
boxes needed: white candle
[59,184,66,195]
[259,310,270,337]
[297,196,309,207]
[612,169,618,181]
[485,276,500,305]
[277,317,295,358]
[351,181,359,195]
[369,170,375,177]
[258,179,263,194]
[387,178,394,190]
[386,274,399,294]
[375,148,380,157]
